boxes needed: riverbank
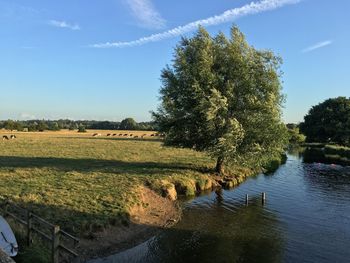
[78,171,258,261]
[302,143,350,166]
[0,130,267,262]
[92,152,350,263]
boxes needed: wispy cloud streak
[49,20,80,30]
[91,0,300,48]
[302,40,333,53]
[126,0,166,29]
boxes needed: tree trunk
[215,156,225,175]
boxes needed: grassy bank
[0,130,212,233]
[0,130,259,237]
[302,143,350,165]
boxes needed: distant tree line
[0,118,157,132]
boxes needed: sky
[0,0,349,123]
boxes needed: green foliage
[119,118,138,130]
[3,120,23,131]
[324,145,350,159]
[78,124,86,133]
[288,127,306,144]
[68,123,77,130]
[153,26,288,173]
[300,97,350,146]
[0,119,157,131]
[37,121,48,132]
[49,122,60,131]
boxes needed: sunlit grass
[0,131,215,234]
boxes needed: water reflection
[89,151,350,263]
[145,203,283,263]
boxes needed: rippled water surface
[90,153,350,263]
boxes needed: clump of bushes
[78,125,86,133]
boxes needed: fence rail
[0,201,79,263]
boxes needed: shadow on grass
[0,156,211,176]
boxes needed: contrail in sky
[302,40,333,53]
[91,0,301,48]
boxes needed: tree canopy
[300,97,350,145]
[119,118,138,130]
[153,26,288,174]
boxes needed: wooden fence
[0,201,79,263]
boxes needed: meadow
[0,129,221,235]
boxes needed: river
[89,151,350,263]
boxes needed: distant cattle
[10,135,16,139]
[112,134,117,136]
[150,134,155,137]
[2,135,9,140]
[123,134,128,137]
[119,134,123,136]
[134,136,139,138]
[92,133,102,137]
[129,134,133,137]
[107,134,111,136]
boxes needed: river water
[90,151,350,263]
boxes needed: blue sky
[0,0,349,123]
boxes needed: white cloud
[49,20,80,30]
[20,113,36,120]
[302,40,333,53]
[92,0,301,48]
[126,0,166,29]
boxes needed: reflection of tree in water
[302,161,350,196]
[287,145,305,158]
[145,203,283,263]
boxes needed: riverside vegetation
[0,130,266,262]
[0,26,289,262]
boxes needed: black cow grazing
[107,134,111,136]
[92,133,101,137]
[119,134,123,136]
[2,135,9,140]
[112,134,117,136]
[129,134,133,137]
[10,135,16,139]
[123,134,128,136]
[150,134,155,137]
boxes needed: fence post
[26,211,32,246]
[262,192,266,205]
[52,225,60,263]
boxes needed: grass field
[0,129,220,234]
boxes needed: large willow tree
[153,26,288,175]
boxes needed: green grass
[0,131,216,234]
[324,145,350,159]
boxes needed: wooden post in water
[245,194,249,206]
[262,192,266,205]
[52,225,60,263]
